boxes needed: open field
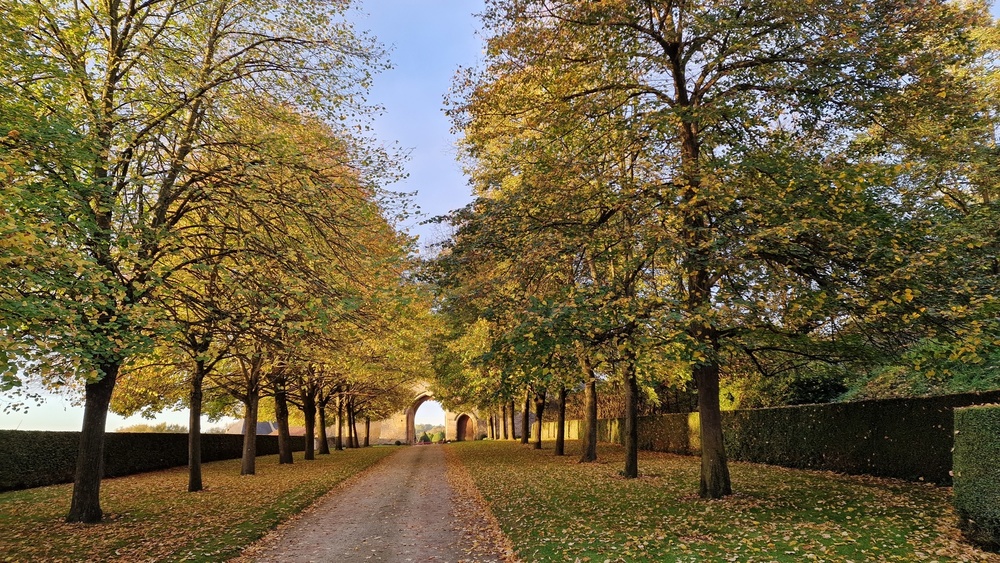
[452,441,1000,562]
[0,447,395,562]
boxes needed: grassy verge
[453,441,1000,562]
[0,446,396,562]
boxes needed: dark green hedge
[0,431,305,492]
[544,390,1000,484]
[953,405,1000,551]
[721,391,1000,484]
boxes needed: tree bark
[696,361,732,498]
[241,391,260,475]
[580,360,598,463]
[501,403,509,439]
[303,392,316,460]
[188,369,205,492]
[364,416,371,447]
[66,362,119,523]
[555,386,567,456]
[335,396,344,451]
[520,389,531,445]
[533,389,546,449]
[509,400,516,440]
[623,359,639,478]
[274,385,293,464]
[318,397,331,455]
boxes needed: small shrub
[419,432,431,444]
[394,440,402,446]
[431,431,445,443]
[954,404,1000,551]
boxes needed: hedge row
[540,390,1000,484]
[0,431,305,492]
[953,405,1000,551]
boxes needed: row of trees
[1,0,431,523]
[429,0,999,499]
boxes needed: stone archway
[405,393,435,445]
[455,413,474,441]
[363,382,486,445]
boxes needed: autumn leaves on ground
[1,442,997,563]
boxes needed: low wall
[540,391,1000,484]
[0,431,305,492]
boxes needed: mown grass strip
[0,446,397,562]
[452,441,999,562]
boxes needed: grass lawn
[452,440,1000,562]
[0,446,396,562]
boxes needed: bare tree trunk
[303,392,316,460]
[188,369,205,492]
[335,395,344,451]
[533,389,546,449]
[623,359,639,478]
[274,386,293,464]
[509,400,516,440]
[241,391,260,475]
[697,361,732,498]
[580,359,598,463]
[318,401,331,455]
[348,400,359,448]
[364,416,371,447]
[555,386,567,456]
[520,389,530,445]
[501,403,509,439]
[67,362,119,523]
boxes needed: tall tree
[456,0,987,497]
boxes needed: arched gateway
[364,382,484,444]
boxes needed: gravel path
[243,445,510,563]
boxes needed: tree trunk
[501,403,509,439]
[520,389,530,445]
[348,401,359,448]
[580,363,598,463]
[66,362,119,523]
[623,360,639,478]
[335,396,344,451]
[696,361,732,498]
[364,416,371,447]
[555,386,567,456]
[509,400,516,440]
[533,389,546,449]
[241,391,260,475]
[274,386,293,464]
[188,370,205,492]
[318,402,331,455]
[303,393,316,461]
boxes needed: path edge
[444,445,521,563]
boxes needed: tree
[0,0,383,521]
[455,0,988,497]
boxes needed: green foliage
[453,441,991,561]
[954,405,1000,551]
[431,431,445,443]
[0,431,305,492]
[418,432,431,444]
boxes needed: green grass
[0,447,396,562]
[453,441,1000,562]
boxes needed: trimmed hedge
[953,405,1000,551]
[541,390,1000,484]
[0,431,305,492]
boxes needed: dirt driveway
[239,445,513,563]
